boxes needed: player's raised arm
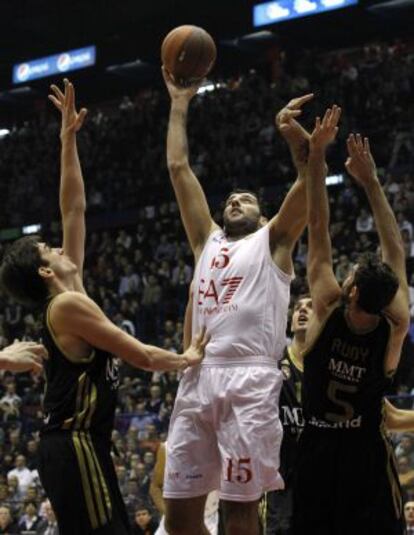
[268,94,313,274]
[345,134,409,327]
[49,292,208,372]
[163,68,218,259]
[49,79,87,286]
[306,106,342,317]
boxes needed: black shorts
[261,487,294,535]
[292,426,404,535]
[39,431,130,535]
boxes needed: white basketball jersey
[193,225,292,364]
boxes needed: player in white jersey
[162,68,314,535]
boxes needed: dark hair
[354,253,399,314]
[0,236,49,307]
[135,504,151,515]
[293,293,311,309]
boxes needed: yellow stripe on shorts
[72,431,99,530]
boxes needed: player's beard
[224,214,260,238]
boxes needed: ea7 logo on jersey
[198,277,244,306]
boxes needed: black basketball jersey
[303,304,392,431]
[279,346,305,480]
[41,297,120,439]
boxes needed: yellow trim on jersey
[46,297,95,364]
[72,431,99,530]
[62,375,98,432]
[84,384,98,430]
[74,376,92,429]
[287,346,304,373]
[62,372,87,430]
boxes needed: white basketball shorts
[163,362,284,502]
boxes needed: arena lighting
[0,129,10,138]
[253,0,359,27]
[22,224,42,235]
[197,82,224,95]
[12,45,96,84]
[326,173,344,186]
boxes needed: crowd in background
[0,38,413,533]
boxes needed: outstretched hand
[275,93,314,170]
[49,78,87,137]
[310,105,341,151]
[162,66,203,103]
[0,341,48,374]
[345,134,378,187]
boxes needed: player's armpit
[268,178,307,252]
[383,284,410,334]
[383,322,409,376]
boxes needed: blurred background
[0,0,413,533]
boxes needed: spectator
[405,501,414,534]
[119,265,140,297]
[0,383,22,423]
[145,386,163,415]
[0,506,19,534]
[18,501,40,532]
[7,456,36,495]
[355,207,374,233]
[129,401,160,438]
[131,506,158,535]
[36,500,59,535]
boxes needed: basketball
[161,25,217,86]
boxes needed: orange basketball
[161,25,217,86]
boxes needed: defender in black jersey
[0,81,207,535]
[292,112,409,534]
[264,295,310,535]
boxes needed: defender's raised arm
[306,106,342,317]
[49,79,87,285]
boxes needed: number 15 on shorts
[225,458,252,484]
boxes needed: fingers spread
[50,84,64,102]
[48,95,63,110]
